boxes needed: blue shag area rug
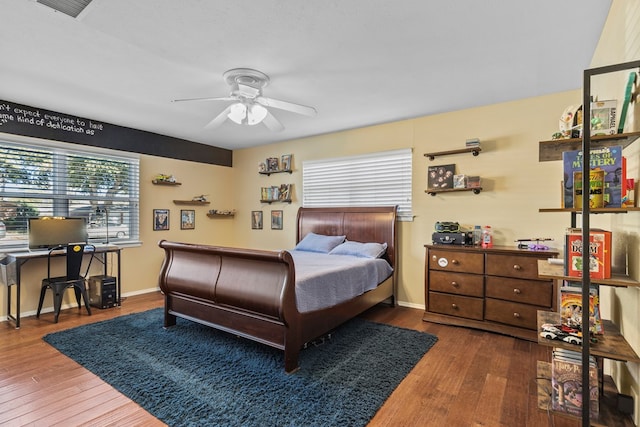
[44,308,437,427]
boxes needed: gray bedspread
[290,250,393,313]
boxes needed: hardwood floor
[0,293,626,426]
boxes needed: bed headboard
[296,206,398,268]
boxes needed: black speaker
[88,275,117,309]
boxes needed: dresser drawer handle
[451,259,459,265]
[451,303,458,309]
[451,281,459,288]
[513,312,520,318]
[513,288,521,294]
[513,264,522,270]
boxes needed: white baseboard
[396,300,425,310]
[1,289,423,323]
[0,287,161,323]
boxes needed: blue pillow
[294,232,346,253]
[329,241,388,258]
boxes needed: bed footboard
[158,240,302,371]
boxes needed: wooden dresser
[423,245,558,341]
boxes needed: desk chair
[36,243,95,323]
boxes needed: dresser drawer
[484,298,539,330]
[428,292,483,320]
[428,249,484,274]
[429,270,484,297]
[485,276,553,307]
[485,254,546,280]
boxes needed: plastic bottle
[473,225,482,246]
[481,225,493,248]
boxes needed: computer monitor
[28,217,88,249]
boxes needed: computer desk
[4,244,121,328]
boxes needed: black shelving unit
[577,59,640,427]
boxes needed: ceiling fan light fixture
[227,103,247,124]
[247,104,268,125]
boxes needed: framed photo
[251,210,263,230]
[266,157,279,172]
[180,209,195,230]
[271,210,283,230]
[427,164,456,190]
[153,209,169,231]
[281,154,292,171]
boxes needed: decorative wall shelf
[538,131,640,162]
[425,187,482,196]
[173,200,210,205]
[260,199,292,204]
[424,146,481,160]
[259,169,293,176]
[152,180,182,186]
[207,213,235,218]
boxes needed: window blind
[302,148,413,221]
[0,139,140,248]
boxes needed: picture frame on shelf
[180,209,195,230]
[266,157,279,172]
[271,210,283,230]
[281,154,292,171]
[251,210,263,230]
[427,164,455,190]
[153,209,170,231]
[278,184,292,201]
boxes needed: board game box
[565,228,612,279]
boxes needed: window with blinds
[302,148,413,221]
[0,139,140,248]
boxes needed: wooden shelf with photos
[259,154,293,176]
[425,187,482,195]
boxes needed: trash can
[0,255,17,286]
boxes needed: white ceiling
[0,0,611,150]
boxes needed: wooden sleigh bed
[158,206,397,373]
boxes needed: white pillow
[294,232,346,253]
[329,241,388,258]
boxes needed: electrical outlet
[631,387,639,426]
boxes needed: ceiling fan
[172,68,317,131]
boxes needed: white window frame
[0,135,140,250]
[302,148,413,221]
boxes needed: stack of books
[551,348,599,420]
[465,138,480,148]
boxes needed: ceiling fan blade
[256,97,317,117]
[172,96,236,103]
[204,106,232,128]
[262,111,284,132]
